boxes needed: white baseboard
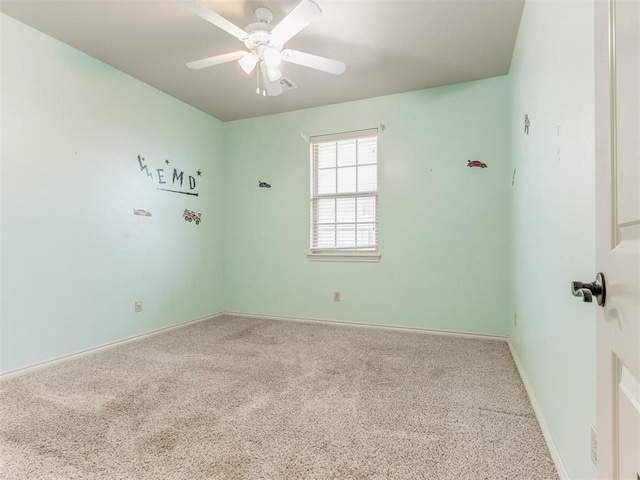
[1,310,507,380]
[0,312,225,380]
[507,339,570,480]
[224,310,508,342]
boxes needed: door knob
[571,272,606,306]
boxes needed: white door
[594,0,640,478]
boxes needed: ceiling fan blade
[187,51,249,70]
[261,63,283,96]
[281,49,346,75]
[269,0,322,46]
[239,53,259,74]
[183,1,248,41]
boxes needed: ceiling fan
[183,0,346,96]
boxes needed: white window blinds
[310,128,379,257]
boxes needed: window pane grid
[311,194,377,250]
[311,132,378,253]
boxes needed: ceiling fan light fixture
[266,64,282,82]
[239,53,259,74]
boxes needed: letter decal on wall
[136,155,202,197]
[137,155,153,180]
[173,169,184,187]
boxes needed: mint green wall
[508,1,596,478]
[222,78,509,335]
[0,15,225,372]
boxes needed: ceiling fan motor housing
[244,10,283,61]
[244,28,270,47]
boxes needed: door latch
[571,272,606,306]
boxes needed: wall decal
[157,188,199,196]
[258,181,271,188]
[137,155,201,197]
[133,209,152,217]
[524,114,530,134]
[467,160,488,169]
[183,209,201,225]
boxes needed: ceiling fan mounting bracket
[254,7,273,24]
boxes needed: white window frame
[308,127,381,263]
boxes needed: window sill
[307,252,381,263]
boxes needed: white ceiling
[0,0,524,122]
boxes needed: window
[309,128,380,262]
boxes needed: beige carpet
[1,315,559,479]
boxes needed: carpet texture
[1,316,559,479]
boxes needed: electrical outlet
[333,292,340,302]
[135,301,142,313]
[590,426,597,466]
[513,312,518,327]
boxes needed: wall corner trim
[507,338,570,480]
